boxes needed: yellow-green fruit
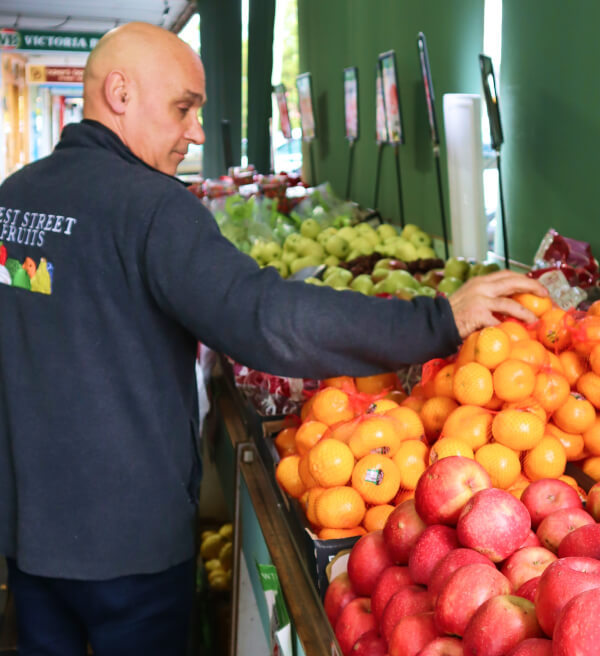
[200,533,225,560]
[219,523,233,540]
[201,530,217,542]
[208,570,230,590]
[204,558,222,572]
[219,542,233,571]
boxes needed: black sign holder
[479,54,510,269]
[373,65,388,211]
[296,72,318,186]
[343,67,359,200]
[379,50,405,227]
[417,32,449,259]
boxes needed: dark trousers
[6,557,196,656]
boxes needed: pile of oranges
[274,294,600,540]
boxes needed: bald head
[83,21,206,175]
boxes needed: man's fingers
[486,297,538,324]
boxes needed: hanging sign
[273,83,292,139]
[27,65,84,84]
[296,72,316,141]
[343,66,359,141]
[378,50,404,145]
[0,28,103,52]
[375,67,388,144]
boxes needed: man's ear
[104,70,129,114]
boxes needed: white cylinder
[442,93,487,261]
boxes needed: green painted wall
[298,0,485,242]
[501,1,600,264]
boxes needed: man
[0,21,545,656]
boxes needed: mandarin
[571,315,600,357]
[311,387,355,425]
[509,339,550,373]
[318,526,367,540]
[545,423,586,462]
[355,372,399,395]
[433,363,456,398]
[523,436,567,480]
[274,426,298,458]
[322,375,356,391]
[441,404,492,450]
[558,350,588,387]
[385,406,426,442]
[537,307,574,352]
[582,456,600,482]
[583,416,600,456]
[428,437,474,464]
[512,293,553,317]
[492,408,545,450]
[314,486,366,529]
[454,331,479,368]
[420,396,459,441]
[363,504,396,532]
[533,369,571,413]
[576,371,600,409]
[553,392,596,434]
[588,300,600,317]
[351,454,401,505]
[475,442,522,489]
[295,420,329,455]
[308,439,355,487]
[327,418,359,444]
[298,453,319,489]
[493,359,536,402]
[392,439,429,490]
[474,326,511,369]
[452,362,494,406]
[367,398,400,414]
[348,415,402,458]
[498,320,531,343]
[400,395,426,413]
[305,486,326,525]
[590,343,600,377]
[275,455,306,498]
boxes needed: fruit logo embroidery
[0,245,53,294]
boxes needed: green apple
[420,269,445,289]
[386,269,420,291]
[249,240,266,262]
[300,218,321,239]
[373,279,394,295]
[395,287,419,301]
[438,276,464,295]
[304,276,324,285]
[417,285,436,298]
[373,258,394,271]
[350,274,375,295]
[349,237,374,256]
[415,246,437,260]
[262,240,282,262]
[376,223,399,241]
[394,239,419,262]
[323,266,353,285]
[444,256,471,280]
[468,262,485,279]
[324,255,340,267]
[481,262,501,274]
[316,226,338,245]
[266,260,288,277]
[346,250,362,262]
[401,223,420,241]
[283,233,303,252]
[297,238,325,259]
[281,250,296,266]
[325,234,350,259]
[374,243,396,257]
[337,226,357,243]
[410,230,432,249]
[289,255,322,275]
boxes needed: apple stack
[325,455,600,656]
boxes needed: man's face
[126,50,206,176]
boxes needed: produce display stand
[212,366,344,656]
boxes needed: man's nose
[186,116,205,145]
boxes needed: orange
[311,387,355,425]
[305,486,326,525]
[322,376,356,392]
[545,423,586,461]
[300,394,317,422]
[590,344,600,376]
[314,486,366,529]
[475,442,522,489]
[533,369,571,413]
[507,472,532,497]
[493,359,536,402]
[498,320,531,343]
[393,488,416,505]
[274,427,298,458]
[317,526,367,540]
[537,307,574,352]
[475,326,511,369]
[512,293,553,317]
[421,378,437,399]
[385,388,408,405]
[327,418,359,444]
[455,331,479,368]
[392,439,429,490]
[583,416,600,456]
[400,394,426,413]
[510,339,550,373]
[385,406,426,442]
[558,475,588,504]
[441,405,492,450]
[576,371,600,409]
[588,300,600,317]
[298,454,319,488]
[349,415,403,458]
[351,454,401,504]
[367,399,400,414]
[553,392,596,434]
[547,351,565,375]
[453,362,494,406]
[355,372,399,395]
[558,350,588,387]
[522,436,567,480]
[582,456,600,482]
[295,420,329,456]
[275,455,306,498]
[362,504,395,532]
[420,396,459,441]
[484,393,505,411]
[502,397,547,424]
[429,437,474,464]
[572,316,600,357]
[308,439,355,487]
[492,408,545,450]
[433,363,456,398]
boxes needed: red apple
[586,481,600,522]
[500,546,557,591]
[408,525,459,585]
[520,478,582,529]
[371,565,413,621]
[428,548,495,602]
[350,629,387,656]
[323,572,358,627]
[518,530,542,549]
[534,556,600,636]
[558,522,600,559]
[456,488,531,562]
[380,584,433,645]
[515,576,541,603]
[553,587,600,656]
[462,595,542,656]
[387,611,439,656]
[434,563,511,636]
[416,636,464,655]
[414,456,491,526]
[535,506,595,553]
[505,638,553,656]
[334,597,377,656]
[383,498,427,564]
[347,530,394,596]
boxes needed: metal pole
[433,146,450,259]
[496,151,510,269]
[373,143,384,209]
[309,141,317,187]
[345,140,355,200]
[394,144,405,228]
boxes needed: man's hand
[448,270,548,339]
